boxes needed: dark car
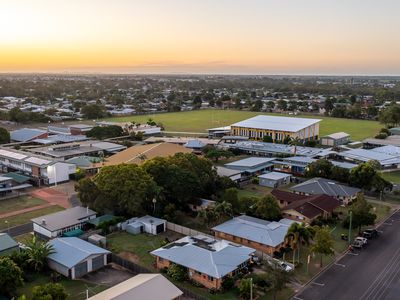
[363,228,379,239]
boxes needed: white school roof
[231,115,321,132]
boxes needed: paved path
[0,203,53,219]
[293,209,400,300]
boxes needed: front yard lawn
[0,195,45,215]
[0,205,64,230]
[107,231,182,271]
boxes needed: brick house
[212,215,296,256]
[151,235,255,290]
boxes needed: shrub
[375,133,388,139]
[167,264,188,282]
[251,177,259,184]
[221,277,235,291]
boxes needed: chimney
[42,219,46,225]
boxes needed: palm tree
[25,236,55,272]
[285,223,314,265]
[288,136,302,155]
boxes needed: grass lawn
[381,170,400,184]
[104,110,381,141]
[106,231,178,271]
[0,195,46,215]
[238,184,272,200]
[17,273,108,300]
[0,205,64,230]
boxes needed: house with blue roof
[212,215,296,256]
[151,235,255,290]
[47,237,110,279]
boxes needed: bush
[251,177,259,184]
[167,264,188,282]
[375,133,388,139]
[221,277,235,291]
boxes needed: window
[158,257,164,262]
[208,276,214,281]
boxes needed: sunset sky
[1,0,400,75]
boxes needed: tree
[254,195,281,221]
[304,159,333,179]
[25,236,55,272]
[324,97,335,113]
[288,136,302,155]
[32,283,68,300]
[77,164,158,216]
[86,125,124,140]
[267,263,293,300]
[349,162,378,190]
[344,194,377,233]
[277,99,287,111]
[81,104,107,119]
[379,105,400,127]
[219,188,240,213]
[0,257,24,296]
[262,135,273,143]
[193,95,202,109]
[330,166,350,183]
[238,278,252,300]
[205,149,233,162]
[251,99,263,111]
[0,127,10,144]
[310,226,334,267]
[198,207,219,227]
[285,223,314,265]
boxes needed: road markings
[383,222,393,226]
[346,252,359,256]
[293,297,304,300]
[311,282,325,286]
[334,262,346,267]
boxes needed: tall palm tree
[25,236,55,272]
[288,136,302,155]
[285,223,314,265]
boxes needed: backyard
[0,205,64,230]
[104,109,381,141]
[16,272,108,300]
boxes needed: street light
[348,210,353,245]
[152,198,157,214]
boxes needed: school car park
[294,210,400,300]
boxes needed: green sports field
[105,110,380,141]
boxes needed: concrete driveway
[81,264,134,287]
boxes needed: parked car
[278,261,294,272]
[352,240,364,249]
[354,237,368,246]
[363,228,379,239]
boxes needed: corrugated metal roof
[258,172,291,180]
[10,128,47,142]
[323,132,350,139]
[0,233,18,252]
[151,235,255,278]
[212,216,296,248]
[339,148,400,166]
[47,237,109,268]
[225,157,275,168]
[231,115,321,132]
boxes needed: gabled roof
[291,177,360,198]
[231,115,321,132]
[47,237,110,268]
[10,128,47,142]
[151,235,255,279]
[212,215,296,248]
[31,206,96,232]
[258,172,291,180]
[0,233,18,252]
[88,274,183,300]
[323,132,350,139]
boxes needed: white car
[355,237,368,245]
[278,261,294,272]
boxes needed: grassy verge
[0,205,64,230]
[103,109,381,141]
[380,170,400,184]
[17,273,108,300]
[0,196,46,215]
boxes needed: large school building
[230,115,321,142]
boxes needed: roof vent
[42,219,46,225]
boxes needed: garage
[74,261,88,278]
[156,223,165,234]
[92,255,105,271]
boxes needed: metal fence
[166,222,213,238]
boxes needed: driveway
[293,210,400,300]
[81,263,134,287]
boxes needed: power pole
[250,277,253,300]
[348,210,353,245]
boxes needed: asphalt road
[0,222,32,237]
[294,210,400,300]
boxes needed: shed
[123,215,166,235]
[258,172,291,188]
[0,233,19,256]
[321,132,350,146]
[88,234,107,247]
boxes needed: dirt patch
[119,251,141,264]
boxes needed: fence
[110,254,208,300]
[166,222,213,238]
